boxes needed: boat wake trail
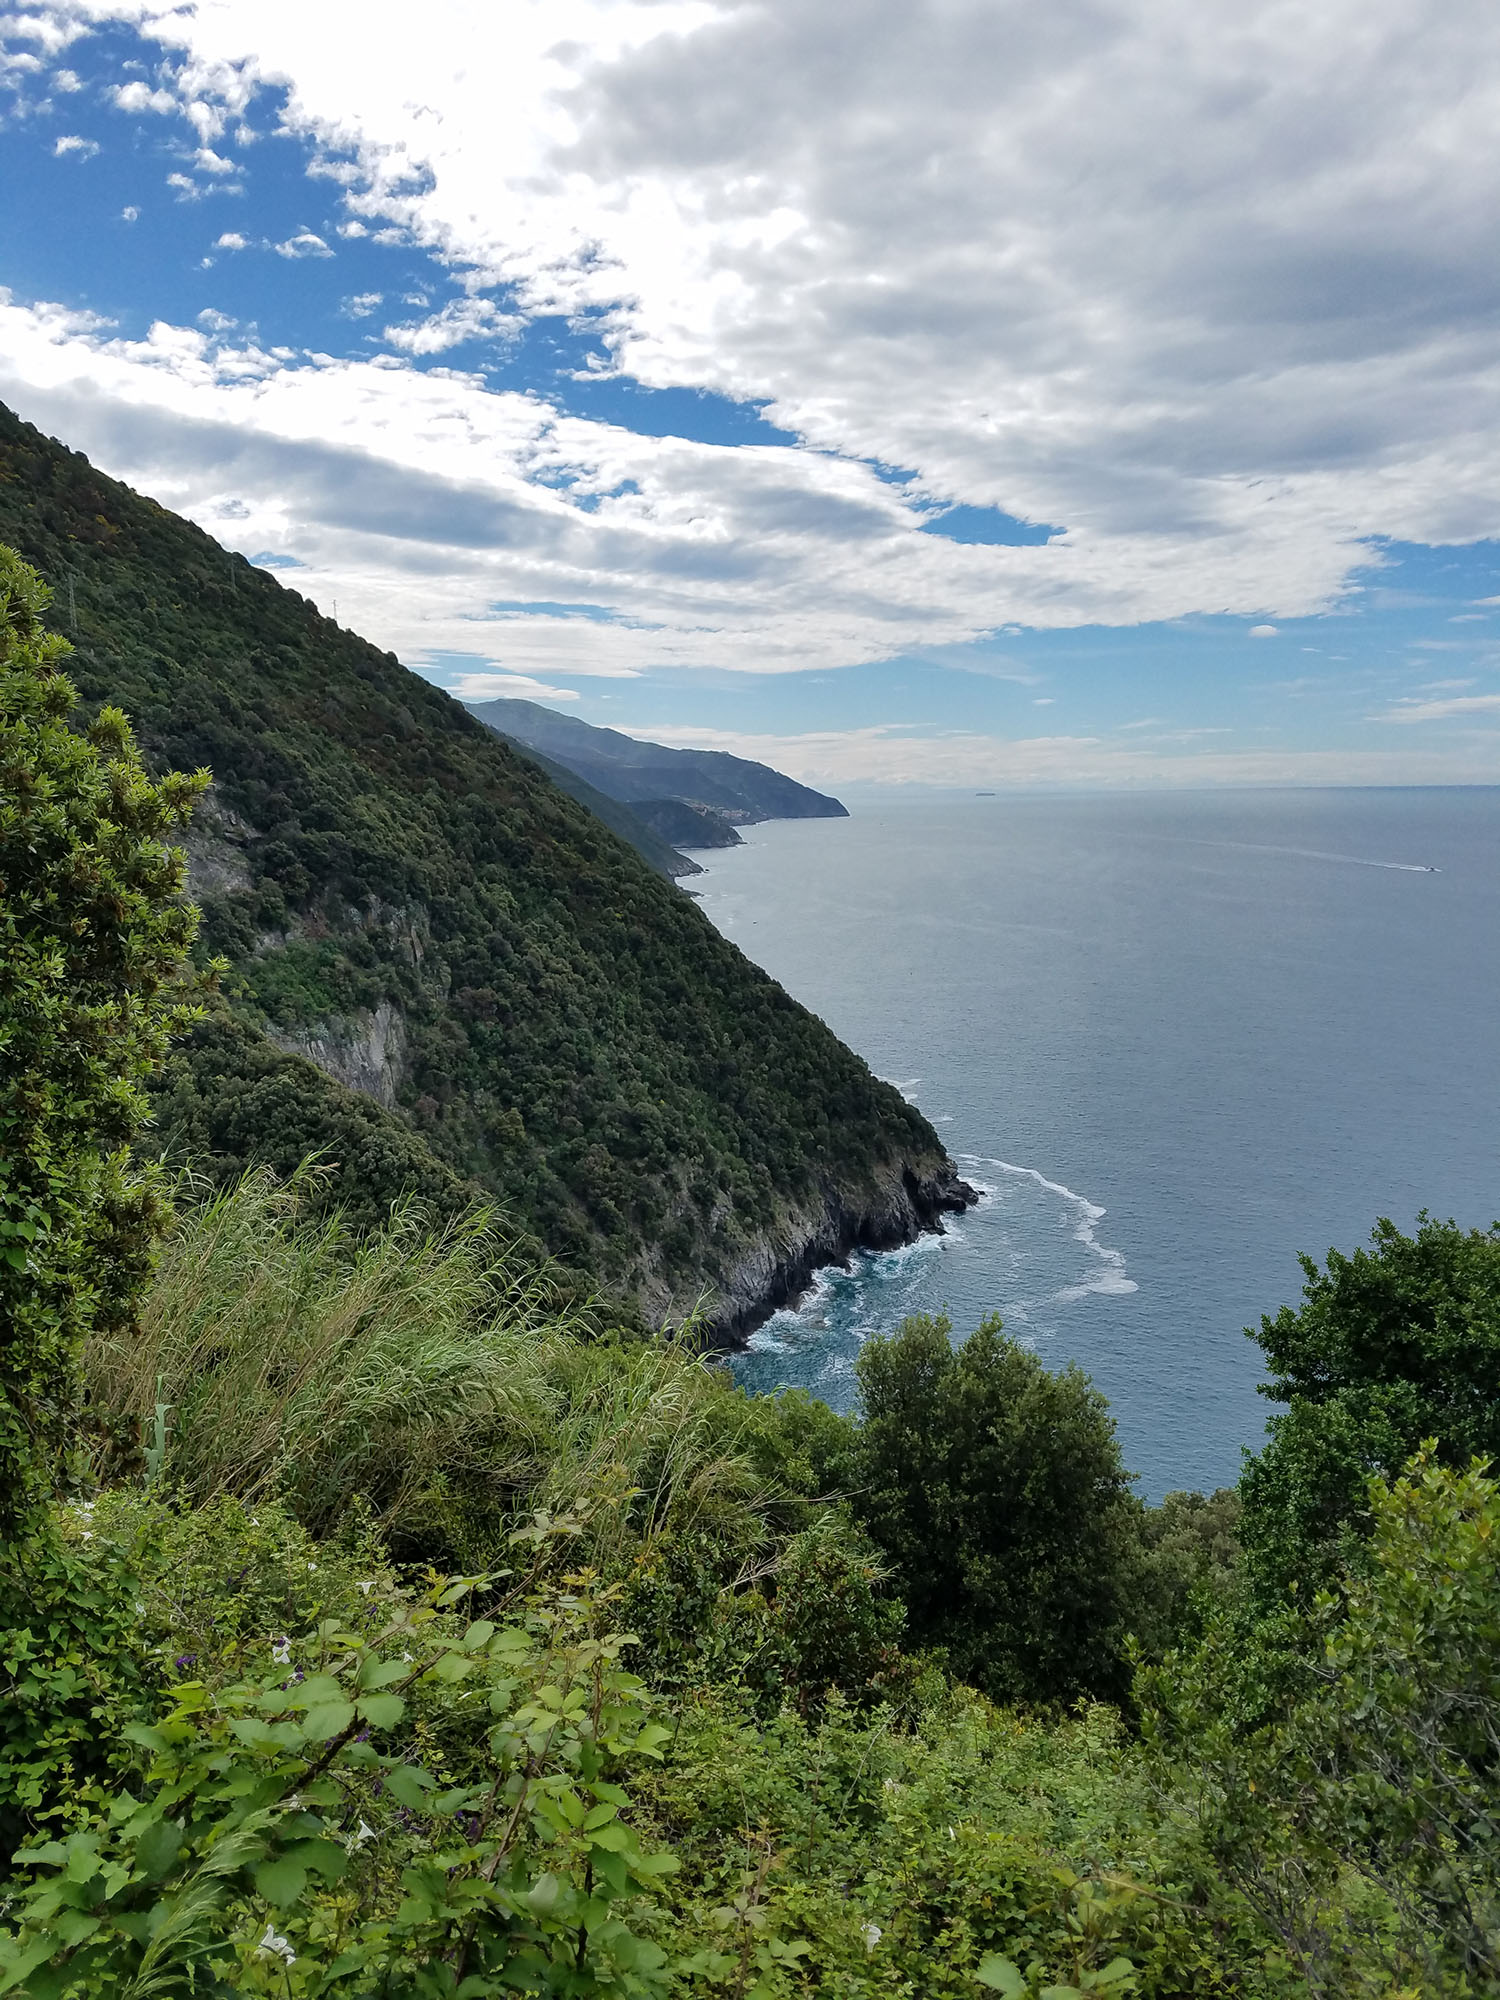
[1210,840,1438,873]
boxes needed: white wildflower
[271,1637,291,1666]
[345,1818,377,1852]
[862,1923,882,1951]
[356,1580,374,1596]
[255,1924,296,1965]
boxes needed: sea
[685,787,1500,1502]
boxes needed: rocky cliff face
[268,999,409,1111]
[708,1160,978,1344]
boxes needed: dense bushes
[8,1167,1500,1995]
[849,1313,1143,1704]
[6,508,1500,1992]
[0,546,206,1530]
[1238,1214,1500,1607]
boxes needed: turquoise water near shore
[688,788,1500,1501]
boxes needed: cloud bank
[3,0,1500,743]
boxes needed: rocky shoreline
[706,1158,978,1347]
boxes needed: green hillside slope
[0,401,967,1327]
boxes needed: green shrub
[1240,1214,1500,1607]
[0,1532,678,1998]
[0,544,206,1530]
[1145,1449,1500,1995]
[849,1315,1143,1705]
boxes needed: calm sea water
[688,789,1500,1501]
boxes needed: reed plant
[84,1168,780,1564]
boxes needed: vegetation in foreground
[4,540,1500,1995]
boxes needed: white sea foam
[959,1155,1138,1303]
[877,1074,924,1102]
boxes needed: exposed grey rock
[268,997,408,1110]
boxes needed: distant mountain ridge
[466,697,848,826]
[496,736,705,880]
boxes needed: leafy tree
[1145,1450,1500,1995]
[0,545,206,1531]
[1240,1214,1500,1605]
[1133,1487,1243,1660]
[850,1314,1140,1703]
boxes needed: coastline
[705,1157,978,1347]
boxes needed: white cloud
[447,671,582,701]
[52,132,98,158]
[342,290,382,318]
[121,203,138,220]
[274,229,332,259]
[213,230,247,249]
[52,66,81,89]
[57,0,1500,627]
[1248,624,1279,638]
[112,79,177,116]
[9,0,1500,732]
[1371,693,1500,723]
[382,296,517,355]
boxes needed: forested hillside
[0,401,962,1323]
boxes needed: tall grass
[86,1169,777,1562]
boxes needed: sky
[3,0,1500,789]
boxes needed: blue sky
[3,0,1499,788]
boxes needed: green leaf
[976,1957,1028,1996]
[357,1658,410,1691]
[525,1871,560,1913]
[254,1855,308,1907]
[303,1700,357,1742]
[0,1939,63,1998]
[356,1693,406,1731]
[285,1838,349,1883]
[1088,1961,1137,1992]
[280,1674,344,1712]
[383,1764,436,1809]
[134,1818,182,1882]
[592,1846,629,1898]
